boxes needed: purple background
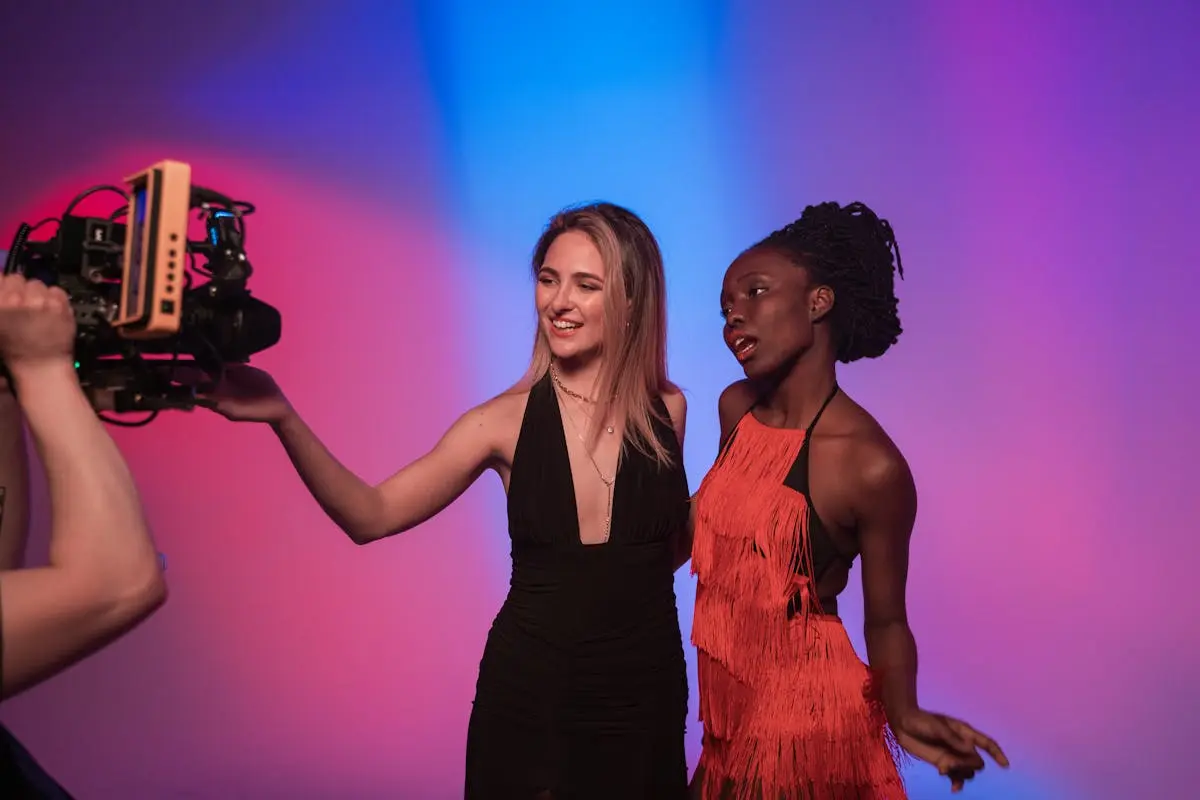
[0,1,1195,797]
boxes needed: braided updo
[755,201,905,363]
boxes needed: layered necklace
[550,362,617,543]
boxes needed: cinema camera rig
[2,160,281,426]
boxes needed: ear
[809,285,835,323]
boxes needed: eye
[538,276,555,286]
[580,283,600,292]
[748,285,767,298]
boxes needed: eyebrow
[539,266,604,283]
[720,271,774,300]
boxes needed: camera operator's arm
[0,277,166,701]
[0,388,29,571]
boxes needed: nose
[725,305,745,328]
[551,282,575,313]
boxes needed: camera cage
[2,159,282,426]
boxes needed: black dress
[0,723,74,798]
[464,371,690,799]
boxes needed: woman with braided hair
[686,201,1008,799]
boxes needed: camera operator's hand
[0,274,75,372]
[201,364,293,424]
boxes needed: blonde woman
[205,203,691,799]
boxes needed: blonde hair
[513,202,677,467]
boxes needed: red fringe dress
[690,400,907,800]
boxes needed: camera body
[2,160,282,423]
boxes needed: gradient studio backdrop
[0,1,1196,797]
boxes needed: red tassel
[691,415,907,800]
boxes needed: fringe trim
[690,416,908,799]
[697,638,908,800]
[691,416,821,681]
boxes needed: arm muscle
[273,398,508,544]
[717,380,755,453]
[373,402,505,539]
[857,442,920,722]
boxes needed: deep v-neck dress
[463,370,690,799]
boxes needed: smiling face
[719,246,834,379]
[535,229,608,364]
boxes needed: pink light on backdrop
[913,3,1197,797]
[916,0,1118,707]
[694,2,1199,797]
[0,2,1195,797]
[1,148,507,797]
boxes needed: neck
[551,353,605,400]
[755,346,838,430]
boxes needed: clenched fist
[0,274,76,368]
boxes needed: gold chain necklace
[555,384,617,544]
[550,363,614,435]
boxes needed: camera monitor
[112,160,191,337]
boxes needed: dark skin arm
[673,381,755,572]
[850,434,1009,791]
[855,442,920,720]
[715,381,755,452]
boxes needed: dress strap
[803,383,839,439]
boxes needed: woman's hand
[892,708,1009,792]
[199,365,293,424]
